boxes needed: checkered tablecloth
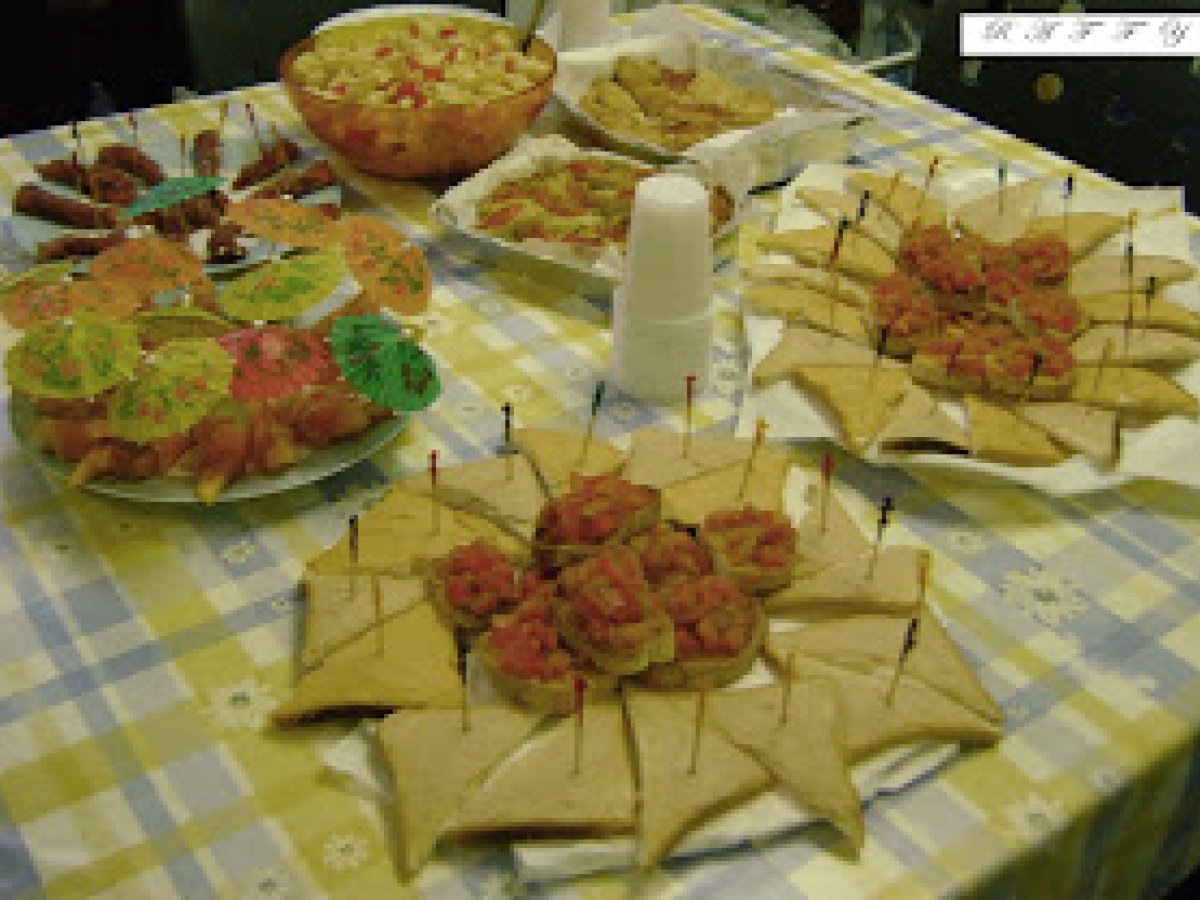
[4,6,1200,898]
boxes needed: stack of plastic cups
[556,0,611,50]
[611,173,714,403]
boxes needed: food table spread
[2,4,1200,898]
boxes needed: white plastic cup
[611,287,713,403]
[556,0,612,51]
[622,173,714,322]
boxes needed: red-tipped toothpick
[126,112,139,148]
[579,381,605,466]
[737,417,767,500]
[819,451,834,533]
[687,687,707,775]
[683,374,697,458]
[572,675,587,775]
[866,495,894,581]
[245,102,264,154]
[429,450,440,534]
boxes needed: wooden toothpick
[780,651,795,726]
[502,402,514,480]
[819,451,834,534]
[579,381,605,466]
[687,687,707,775]
[572,675,587,775]
[866,495,894,581]
[884,615,920,705]
[683,374,696,458]
[372,574,384,656]
[429,450,440,534]
[737,417,767,501]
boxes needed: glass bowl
[280,17,556,179]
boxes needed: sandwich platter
[271,423,1004,885]
[739,163,1200,494]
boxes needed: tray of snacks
[738,162,1200,494]
[8,132,340,274]
[553,31,866,188]
[2,209,438,504]
[273,424,1002,886]
[431,135,749,296]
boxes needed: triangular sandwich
[746,262,873,307]
[792,483,872,565]
[378,704,544,874]
[659,444,791,526]
[742,283,869,342]
[307,489,524,575]
[1014,402,1119,468]
[793,185,903,256]
[1069,253,1194,296]
[1072,324,1200,367]
[512,427,625,496]
[874,382,970,456]
[963,394,1069,466]
[1024,212,1124,259]
[624,690,772,868]
[766,611,1002,724]
[272,600,461,724]
[758,226,895,282]
[1077,292,1200,337]
[300,573,424,668]
[399,453,546,542]
[625,427,753,489]
[791,364,912,454]
[445,702,636,837]
[753,325,883,385]
[844,170,948,229]
[707,683,864,851]
[780,655,1002,762]
[766,545,926,618]
[1068,366,1199,417]
[954,178,1043,245]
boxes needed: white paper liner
[319,466,966,884]
[738,164,1200,495]
[552,8,864,188]
[430,134,751,294]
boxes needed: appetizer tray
[431,135,749,297]
[553,29,865,189]
[739,163,1200,494]
[8,394,408,504]
[8,136,340,276]
[276,426,1003,886]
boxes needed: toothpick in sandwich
[866,494,894,581]
[737,417,767,501]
